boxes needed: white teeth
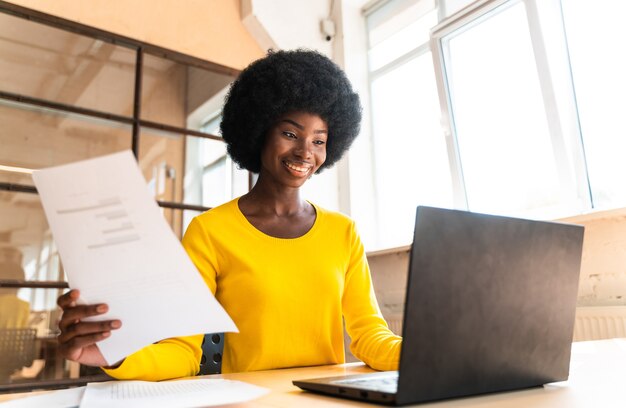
[284,161,310,173]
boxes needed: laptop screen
[396,206,584,404]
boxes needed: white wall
[334,0,379,248]
[249,0,334,56]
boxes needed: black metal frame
[0,0,242,392]
[0,280,68,289]
[131,48,144,155]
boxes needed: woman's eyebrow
[281,119,328,134]
[281,119,304,129]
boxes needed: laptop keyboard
[331,373,398,393]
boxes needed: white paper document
[79,379,269,408]
[0,386,84,407]
[33,151,237,365]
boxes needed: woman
[57,49,402,381]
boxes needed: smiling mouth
[283,160,312,175]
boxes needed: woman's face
[259,111,328,189]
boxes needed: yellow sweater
[104,198,401,380]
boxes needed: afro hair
[220,49,362,173]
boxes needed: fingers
[59,331,111,354]
[56,289,122,353]
[58,320,120,345]
[58,315,121,342]
[55,289,122,367]
[57,289,80,309]
[57,318,121,363]
[58,303,109,331]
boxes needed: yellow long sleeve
[102,335,202,381]
[104,197,400,379]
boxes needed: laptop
[293,206,584,405]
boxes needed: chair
[0,328,37,382]
[198,332,224,375]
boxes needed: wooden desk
[2,339,625,407]
[205,339,626,407]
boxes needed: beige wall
[6,0,265,70]
[560,208,626,306]
[367,247,409,334]
[367,209,626,310]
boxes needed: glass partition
[0,100,132,186]
[0,12,136,116]
[0,3,238,391]
[0,191,77,386]
[141,54,233,128]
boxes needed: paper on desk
[0,386,84,407]
[79,379,269,408]
[33,151,237,365]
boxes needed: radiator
[384,307,626,342]
[573,306,626,341]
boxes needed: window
[366,0,625,249]
[437,0,579,218]
[183,111,250,231]
[366,0,450,249]
[560,0,626,209]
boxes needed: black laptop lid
[396,206,584,405]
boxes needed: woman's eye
[313,140,326,145]
[283,131,296,139]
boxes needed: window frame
[430,0,592,215]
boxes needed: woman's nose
[294,139,312,158]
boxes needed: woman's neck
[237,179,317,239]
[241,176,309,217]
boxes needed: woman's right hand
[56,289,122,367]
